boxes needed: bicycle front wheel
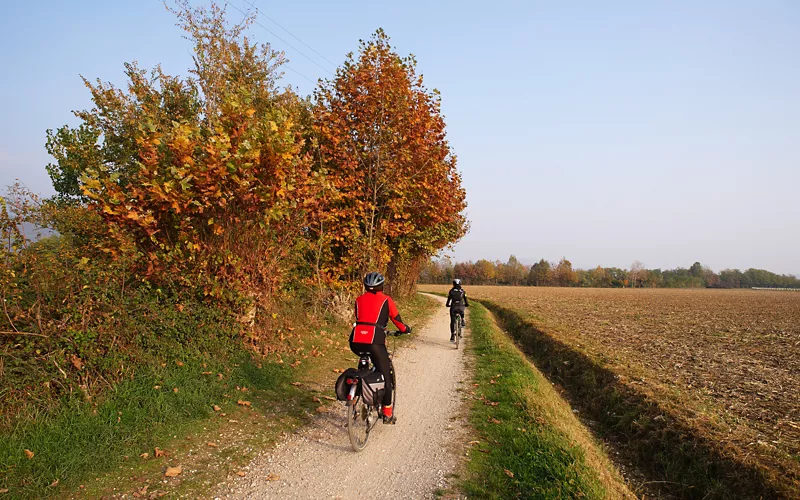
[347,397,371,451]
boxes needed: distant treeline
[419,256,800,289]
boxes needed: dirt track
[217,294,469,499]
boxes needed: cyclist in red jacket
[349,272,412,424]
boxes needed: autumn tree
[45,1,317,309]
[588,265,612,287]
[313,29,467,296]
[474,259,497,284]
[527,259,551,286]
[629,260,647,288]
[552,258,578,287]
[499,255,527,285]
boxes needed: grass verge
[0,292,438,499]
[462,302,633,499]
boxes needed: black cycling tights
[450,309,465,334]
[349,342,393,407]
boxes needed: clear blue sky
[2,0,798,275]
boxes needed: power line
[282,64,316,85]
[224,0,334,76]
[245,0,337,69]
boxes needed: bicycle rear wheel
[455,319,461,349]
[347,397,371,451]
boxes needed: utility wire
[245,0,337,69]
[224,0,333,76]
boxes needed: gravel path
[217,294,469,499]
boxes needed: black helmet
[453,278,461,287]
[364,272,385,291]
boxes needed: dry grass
[421,285,800,498]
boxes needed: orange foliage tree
[52,1,319,306]
[312,30,468,295]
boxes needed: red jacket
[350,291,408,344]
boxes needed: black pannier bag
[335,368,362,401]
[360,371,385,406]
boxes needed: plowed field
[420,285,800,496]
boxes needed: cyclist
[446,278,469,343]
[349,272,412,424]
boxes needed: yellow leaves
[237,471,247,477]
[213,405,221,411]
[504,469,514,478]
[82,178,102,191]
[24,449,34,460]
[154,447,168,458]
[139,452,150,459]
[236,400,251,407]
[266,473,280,481]
[164,466,182,477]
[207,442,218,447]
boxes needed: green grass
[0,351,306,499]
[462,302,630,499]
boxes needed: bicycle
[344,331,402,452]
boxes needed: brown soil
[420,285,800,497]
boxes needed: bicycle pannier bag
[335,368,362,401]
[360,371,385,406]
